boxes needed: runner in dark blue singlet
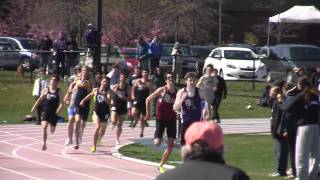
[31,75,63,151]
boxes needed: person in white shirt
[32,67,48,125]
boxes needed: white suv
[203,47,267,81]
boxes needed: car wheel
[219,69,224,78]
[266,71,273,82]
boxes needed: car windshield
[290,47,320,61]
[18,39,37,50]
[224,50,255,60]
[163,44,192,56]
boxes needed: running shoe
[158,166,165,173]
[116,140,121,146]
[74,145,79,150]
[90,146,96,153]
[65,139,72,146]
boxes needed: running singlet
[74,80,90,106]
[181,87,202,123]
[94,90,110,120]
[134,84,149,103]
[156,86,176,121]
[42,88,60,114]
[112,84,128,114]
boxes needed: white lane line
[61,146,154,179]
[0,152,42,180]
[12,142,104,180]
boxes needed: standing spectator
[268,86,288,177]
[197,64,217,119]
[65,34,79,77]
[53,32,67,79]
[156,121,250,180]
[310,65,320,88]
[136,36,149,70]
[85,23,99,72]
[173,72,209,145]
[37,35,53,69]
[149,35,163,75]
[106,63,120,87]
[280,76,320,180]
[145,72,177,173]
[32,67,48,125]
[211,68,227,123]
[171,42,183,84]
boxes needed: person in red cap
[156,121,250,180]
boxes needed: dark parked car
[159,43,197,76]
[260,44,320,82]
[191,45,216,76]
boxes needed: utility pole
[218,0,222,46]
[96,0,102,73]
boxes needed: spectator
[37,35,53,69]
[65,34,79,77]
[32,67,48,125]
[84,23,99,72]
[171,42,183,84]
[136,36,149,70]
[211,68,227,123]
[53,32,67,79]
[156,121,250,180]
[149,35,163,75]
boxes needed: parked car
[0,36,38,69]
[79,45,125,72]
[121,47,139,73]
[0,42,22,69]
[191,45,216,76]
[260,44,320,82]
[203,47,267,81]
[159,43,197,76]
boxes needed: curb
[111,142,176,170]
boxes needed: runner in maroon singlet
[145,72,177,173]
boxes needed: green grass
[0,70,271,124]
[120,135,284,180]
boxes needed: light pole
[218,0,222,46]
[96,0,102,73]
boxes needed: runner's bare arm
[79,88,96,107]
[56,90,64,114]
[173,89,187,112]
[31,89,47,113]
[145,87,164,121]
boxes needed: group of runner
[31,64,226,172]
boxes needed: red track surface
[0,119,270,180]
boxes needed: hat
[185,121,224,150]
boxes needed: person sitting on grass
[156,121,250,180]
[31,74,63,151]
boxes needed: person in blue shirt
[149,35,163,75]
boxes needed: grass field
[0,70,271,124]
[120,135,284,180]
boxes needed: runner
[173,72,209,145]
[31,74,63,151]
[145,72,177,173]
[72,66,91,150]
[63,66,81,146]
[111,72,130,145]
[127,66,141,127]
[131,69,153,137]
[80,76,112,153]
[196,64,217,119]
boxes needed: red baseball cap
[185,121,224,150]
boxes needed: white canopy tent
[267,5,320,46]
